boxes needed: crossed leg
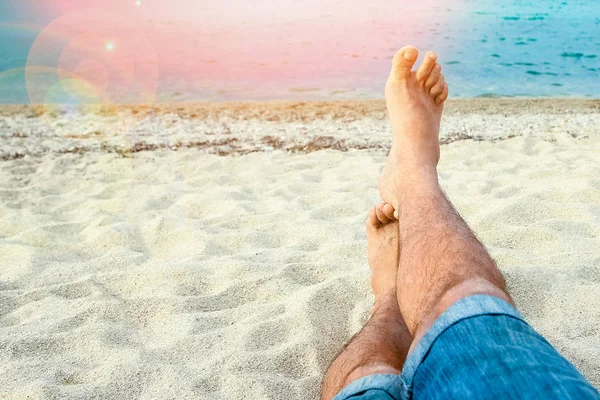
[322,46,511,400]
[377,46,511,342]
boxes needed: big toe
[389,45,419,81]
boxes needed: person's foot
[379,46,449,207]
[367,203,399,298]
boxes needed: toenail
[404,50,418,60]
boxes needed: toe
[367,207,381,230]
[376,204,391,225]
[382,203,396,221]
[424,63,442,90]
[416,51,438,83]
[430,75,446,97]
[390,45,419,81]
[436,83,449,105]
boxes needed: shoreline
[0,98,599,120]
[1,98,598,161]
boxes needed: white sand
[0,100,599,399]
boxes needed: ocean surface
[0,0,598,103]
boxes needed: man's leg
[379,46,598,398]
[323,48,455,399]
[321,204,411,400]
[378,45,508,340]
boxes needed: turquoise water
[0,0,598,103]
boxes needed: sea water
[0,0,598,103]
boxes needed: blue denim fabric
[334,295,599,400]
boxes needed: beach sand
[0,99,599,399]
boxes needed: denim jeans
[334,295,599,399]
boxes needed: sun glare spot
[135,0,141,6]
[105,42,114,52]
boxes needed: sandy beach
[0,99,599,399]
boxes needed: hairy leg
[396,176,512,344]
[379,46,512,342]
[321,204,411,400]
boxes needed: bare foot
[366,203,399,298]
[379,46,449,207]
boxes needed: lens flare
[26,10,158,106]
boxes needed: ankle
[389,165,439,207]
[372,291,399,315]
[400,164,439,186]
